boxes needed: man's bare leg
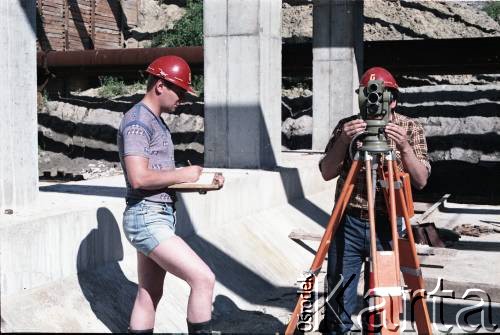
[129,251,166,331]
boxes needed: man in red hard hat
[318,67,430,334]
[117,55,223,334]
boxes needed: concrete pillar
[312,0,363,151]
[204,0,282,169]
[0,0,38,211]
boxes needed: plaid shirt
[321,112,431,219]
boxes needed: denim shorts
[123,199,176,256]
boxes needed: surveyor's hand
[214,174,225,188]
[385,123,411,153]
[181,165,202,183]
[340,119,367,144]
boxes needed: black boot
[187,319,212,334]
[128,327,154,334]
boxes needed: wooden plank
[288,229,322,241]
[411,194,451,225]
[44,28,66,34]
[94,32,120,39]
[68,14,92,21]
[42,0,65,6]
[91,0,96,48]
[94,10,117,19]
[94,21,120,29]
[64,0,69,50]
[40,2,64,12]
[94,14,119,23]
[40,11,64,19]
[41,20,65,27]
[45,32,65,38]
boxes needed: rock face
[38,94,204,180]
[364,0,500,40]
[282,3,313,43]
[282,0,500,42]
[125,0,186,47]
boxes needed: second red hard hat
[360,67,399,91]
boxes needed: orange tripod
[285,149,432,334]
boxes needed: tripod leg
[285,159,361,334]
[386,154,402,283]
[367,153,402,334]
[393,162,433,334]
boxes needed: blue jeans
[123,199,176,256]
[324,214,402,334]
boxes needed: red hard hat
[146,55,194,93]
[360,67,398,91]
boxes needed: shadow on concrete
[77,208,137,333]
[18,0,36,36]
[40,184,126,198]
[278,167,331,230]
[212,295,285,333]
[448,240,500,253]
[440,206,500,216]
[186,233,296,310]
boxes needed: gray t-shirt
[117,102,176,203]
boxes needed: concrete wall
[0,0,39,211]
[0,154,334,296]
[311,0,363,151]
[204,0,282,168]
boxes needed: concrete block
[257,0,281,39]
[269,0,282,39]
[227,106,261,168]
[313,2,331,57]
[1,155,334,297]
[0,0,38,211]
[228,0,259,35]
[330,60,356,124]
[331,1,355,46]
[312,61,332,151]
[312,0,363,151]
[204,0,281,168]
[204,37,229,167]
[227,36,260,105]
[203,0,227,36]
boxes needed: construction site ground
[1,153,499,333]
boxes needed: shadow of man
[212,295,285,333]
[77,207,137,332]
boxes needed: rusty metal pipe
[38,47,203,68]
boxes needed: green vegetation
[98,76,128,98]
[483,1,500,22]
[98,76,146,98]
[191,74,204,97]
[150,0,203,48]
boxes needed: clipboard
[168,172,223,193]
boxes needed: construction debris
[453,223,500,237]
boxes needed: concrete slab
[416,201,500,303]
[0,0,39,210]
[1,153,335,332]
[2,152,499,333]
